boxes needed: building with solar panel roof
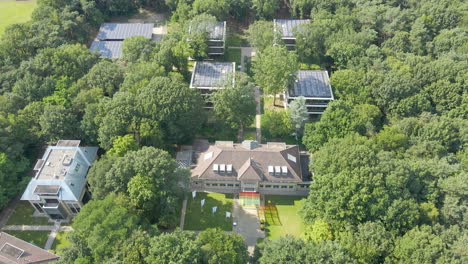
[284,70,334,114]
[21,140,98,221]
[274,19,310,48]
[189,61,236,108]
[0,232,59,263]
[90,23,154,58]
[189,21,226,55]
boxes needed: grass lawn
[0,0,37,36]
[225,48,242,67]
[6,201,50,226]
[5,230,50,248]
[244,129,256,140]
[184,192,233,231]
[264,196,306,240]
[50,231,72,254]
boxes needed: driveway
[232,198,265,255]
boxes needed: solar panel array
[0,243,24,259]
[96,23,154,40]
[191,62,235,88]
[191,21,225,40]
[90,41,123,58]
[274,19,310,38]
[289,70,333,98]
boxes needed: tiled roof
[90,41,123,58]
[96,23,153,40]
[289,70,333,98]
[190,62,235,88]
[274,19,310,38]
[0,232,59,264]
[191,140,303,182]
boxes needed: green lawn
[184,192,233,231]
[225,48,242,66]
[5,230,50,248]
[264,196,306,240]
[0,0,37,36]
[6,201,50,226]
[50,231,72,254]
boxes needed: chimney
[242,140,258,150]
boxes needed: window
[289,186,294,189]
[33,203,44,213]
[235,184,240,187]
[265,185,271,188]
[220,184,226,187]
[273,185,279,189]
[227,184,233,187]
[74,163,81,172]
[260,185,264,188]
[281,186,288,189]
[287,154,297,163]
[212,183,218,187]
[206,183,211,186]
[45,199,59,204]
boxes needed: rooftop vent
[220,164,226,173]
[268,166,274,175]
[275,166,281,176]
[281,166,288,175]
[242,140,258,150]
[62,155,72,166]
[213,164,219,172]
[226,164,232,174]
[204,152,213,160]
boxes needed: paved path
[232,198,265,255]
[179,199,188,230]
[44,221,61,250]
[254,86,262,143]
[1,225,73,231]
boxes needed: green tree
[245,21,280,53]
[107,134,139,157]
[197,228,249,264]
[252,0,280,19]
[289,96,309,140]
[387,225,445,264]
[252,46,298,105]
[303,219,333,242]
[39,105,79,143]
[329,69,370,104]
[212,73,256,140]
[146,231,203,264]
[73,60,125,96]
[122,36,157,63]
[191,0,230,20]
[261,110,293,139]
[68,194,142,263]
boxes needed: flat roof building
[274,19,310,48]
[0,232,59,263]
[189,21,226,55]
[90,23,154,58]
[21,140,98,220]
[284,70,334,115]
[96,23,154,40]
[90,41,123,58]
[190,62,235,108]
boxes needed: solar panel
[0,243,24,259]
[96,23,154,40]
[90,41,123,58]
[190,62,235,88]
[289,70,333,98]
[274,19,310,38]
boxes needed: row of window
[32,202,81,214]
[206,183,240,187]
[260,185,294,189]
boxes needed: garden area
[263,196,306,240]
[6,201,50,226]
[4,230,49,247]
[0,0,36,35]
[183,192,233,231]
[50,231,72,254]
